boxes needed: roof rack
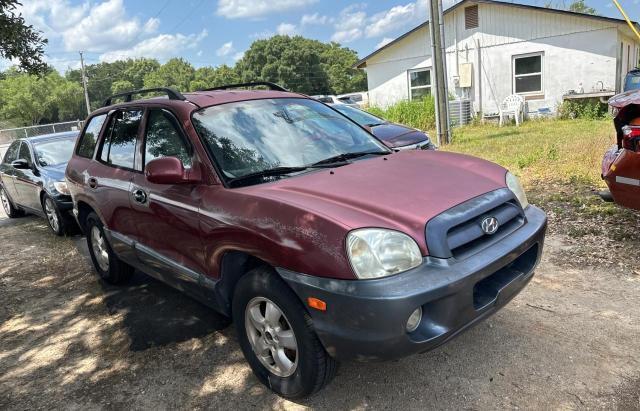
[201,81,288,92]
[102,87,186,107]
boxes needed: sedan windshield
[332,105,385,127]
[192,98,389,183]
[33,137,77,166]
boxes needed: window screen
[77,114,107,158]
[408,68,432,101]
[144,110,191,167]
[514,54,543,94]
[99,110,142,169]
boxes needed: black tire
[85,212,134,284]
[0,185,24,218]
[232,266,337,398]
[42,195,67,236]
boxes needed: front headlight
[506,172,528,209]
[53,181,70,195]
[346,228,422,279]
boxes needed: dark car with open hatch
[0,131,79,235]
[65,82,547,398]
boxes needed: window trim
[407,67,432,101]
[512,52,544,96]
[96,107,144,173]
[141,108,194,170]
[76,113,109,159]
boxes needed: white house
[355,0,640,116]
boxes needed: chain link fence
[0,120,84,145]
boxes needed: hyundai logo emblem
[481,217,499,235]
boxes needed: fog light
[406,307,422,332]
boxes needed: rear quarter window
[77,114,107,158]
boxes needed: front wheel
[42,195,67,236]
[85,212,134,284]
[233,267,337,398]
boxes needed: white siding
[362,1,639,113]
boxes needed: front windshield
[33,137,77,166]
[192,98,388,182]
[332,105,385,127]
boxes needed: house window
[408,68,431,101]
[513,53,543,94]
[465,5,479,29]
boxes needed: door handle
[88,177,98,189]
[132,188,147,204]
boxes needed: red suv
[66,83,547,398]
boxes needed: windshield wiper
[311,150,389,167]
[365,122,385,127]
[227,166,309,186]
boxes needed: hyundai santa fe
[65,83,547,398]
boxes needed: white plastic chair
[499,94,525,126]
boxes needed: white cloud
[233,51,245,62]
[376,37,394,48]
[330,1,433,45]
[100,30,208,62]
[216,41,235,57]
[62,0,159,52]
[300,13,329,26]
[276,23,298,36]
[217,0,317,19]
[330,5,366,43]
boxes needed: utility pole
[428,0,451,145]
[79,51,91,116]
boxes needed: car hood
[40,163,67,181]
[370,123,428,148]
[609,89,640,109]
[245,150,508,253]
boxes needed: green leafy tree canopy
[0,0,48,74]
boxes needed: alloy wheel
[245,297,299,377]
[90,226,109,272]
[44,198,59,233]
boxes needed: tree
[143,58,195,91]
[111,80,135,94]
[0,0,48,74]
[189,64,240,91]
[320,43,367,94]
[545,0,597,15]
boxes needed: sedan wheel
[44,198,60,233]
[90,225,110,272]
[245,297,299,377]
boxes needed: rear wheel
[0,186,23,218]
[42,195,67,236]
[85,212,134,284]
[233,266,337,398]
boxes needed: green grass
[443,118,614,189]
[368,97,436,131]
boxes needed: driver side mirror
[11,159,29,169]
[145,157,197,185]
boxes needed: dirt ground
[0,205,639,410]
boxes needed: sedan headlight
[53,181,70,195]
[506,172,528,209]
[347,228,422,279]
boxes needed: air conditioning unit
[449,99,472,127]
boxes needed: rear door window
[77,114,107,158]
[3,141,21,164]
[99,110,142,170]
[143,109,192,168]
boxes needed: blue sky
[9,0,640,72]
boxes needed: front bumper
[278,205,547,362]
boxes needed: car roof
[22,131,79,143]
[95,89,308,114]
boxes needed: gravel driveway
[0,211,638,410]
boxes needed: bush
[557,99,609,120]
[367,96,436,130]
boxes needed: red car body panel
[602,90,640,210]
